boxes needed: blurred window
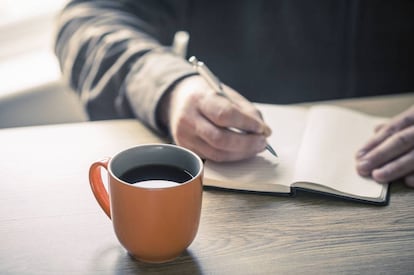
[0,0,68,95]
[0,0,68,59]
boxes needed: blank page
[292,105,388,198]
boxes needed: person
[54,0,414,187]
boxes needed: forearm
[54,0,195,132]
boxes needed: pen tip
[266,144,278,158]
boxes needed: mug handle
[89,158,111,219]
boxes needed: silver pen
[189,56,278,157]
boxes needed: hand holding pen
[189,56,277,157]
[158,56,276,162]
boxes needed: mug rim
[108,143,203,189]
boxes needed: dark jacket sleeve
[54,0,195,134]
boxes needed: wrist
[156,75,204,133]
[156,75,200,135]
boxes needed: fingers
[166,76,269,162]
[370,148,414,183]
[222,86,271,136]
[356,106,414,158]
[356,124,402,159]
[356,105,414,184]
[175,114,266,162]
[196,114,266,153]
[356,126,414,177]
[199,93,269,136]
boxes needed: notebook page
[292,105,388,198]
[204,104,308,193]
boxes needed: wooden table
[1,94,414,274]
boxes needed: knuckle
[384,125,398,136]
[402,115,414,127]
[372,150,386,162]
[394,131,412,148]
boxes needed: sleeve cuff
[125,50,196,135]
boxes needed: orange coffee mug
[89,144,203,263]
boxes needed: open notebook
[204,104,390,205]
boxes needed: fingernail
[372,169,388,183]
[356,150,367,159]
[356,160,372,175]
[262,125,272,137]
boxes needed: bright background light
[0,0,68,95]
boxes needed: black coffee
[119,164,193,184]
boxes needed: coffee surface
[120,164,193,184]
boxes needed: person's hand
[159,76,271,162]
[356,105,414,187]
